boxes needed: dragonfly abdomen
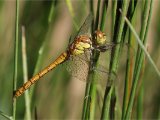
[14,52,68,98]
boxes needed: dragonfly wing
[77,14,93,36]
[69,14,93,44]
[92,64,117,86]
[65,14,93,81]
[65,51,117,85]
[66,51,91,82]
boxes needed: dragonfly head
[93,30,115,52]
[93,30,107,46]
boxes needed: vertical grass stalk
[137,82,144,119]
[89,0,93,14]
[101,0,130,119]
[121,29,133,119]
[89,1,102,119]
[100,0,108,31]
[94,0,100,30]
[48,1,57,24]
[22,26,32,120]
[121,1,137,119]
[0,111,12,120]
[82,0,108,119]
[111,0,117,36]
[66,0,78,30]
[13,0,19,119]
[82,82,90,119]
[124,0,155,118]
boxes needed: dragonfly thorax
[69,35,92,55]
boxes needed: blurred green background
[0,0,160,119]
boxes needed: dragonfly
[13,14,114,99]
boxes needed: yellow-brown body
[69,35,92,55]
[14,52,68,98]
[14,35,92,98]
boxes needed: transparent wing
[69,14,93,44]
[65,50,117,85]
[66,51,91,82]
[92,64,118,86]
[90,47,120,85]
[77,14,93,36]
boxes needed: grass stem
[13,0,19,119]
[121,1,137,119]
[0,111,12,120]
[101,0,130,119]
[22,26,32,120]
[66,0,78,30]
[119,0,160,118]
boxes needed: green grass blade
[82,1,105,119]
[137,83,144,119]
[66,0,78,30]
[111,0,117,36]
[13,0,19,119]
[95,0,100,30]
[121,7,160,79]
[121,1,137,119]
[101,86,113,119]
[48,1,57,24]
[101,0,130,119]
[100,1,107,31]
[158,106,160,119]
[89,1,102,119]
[119,0,160,119]
[121,30,133,120]
[89,52,101,120]
[89,78,97,120]
[82,78,91,119]
[21,26,32,120]
[134,1,151,71]
[87,1,110,119]
[110,88,116,119]
[0,111,12,120]
[90,0,94,14]
[110,0,130,73]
